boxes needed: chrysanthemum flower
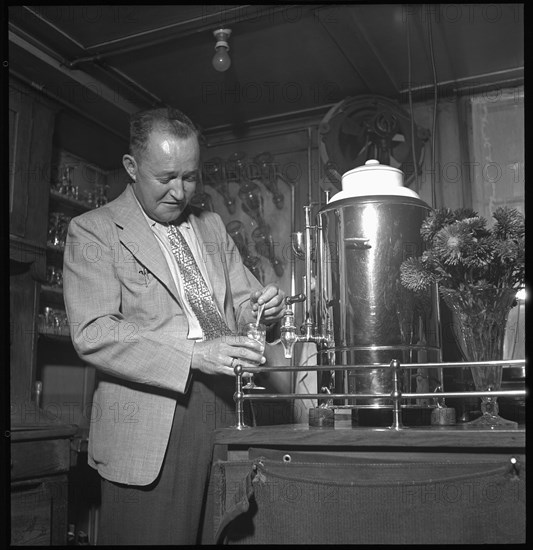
[400,206,524,296]
[400,257,435,292]
[432,222,476,265]
[461,235,495,268]
[453,208,479,221]
[492,207,525,240]
[420,208,455,243]
[458,216,489,238]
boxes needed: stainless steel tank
[316,161,441,414]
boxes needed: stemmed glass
[252,225,284,277]
[238,180,265,227]
[47,213,70,249]
[203,157,236,214]
[243,255,264,284]
[241,321,266,390]
[190,190,214,211]
[226,151,248,185]
[226,220,250,259]
[253,152,285,209]
[226,220,265,283]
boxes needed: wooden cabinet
[11,425,77,546]
[9,80,56,262]
[9,82,34,240]
[9,78,77,546]
[37,150,108,430]
[9,76,120,546]
[9,78,57,411]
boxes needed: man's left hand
[250,284,286,323]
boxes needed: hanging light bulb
[212,28,232,72]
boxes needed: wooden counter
[209,420,526,545]
[213,420,525,458]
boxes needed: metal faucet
[280,203,334,359]
[279,294,303,359]
[279,293,332,358]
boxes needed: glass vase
[442,287,518,429]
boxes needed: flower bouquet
[400,206,525,428]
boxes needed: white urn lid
[329,159,420,202]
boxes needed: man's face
[124,130,200,223]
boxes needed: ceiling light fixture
[212,28,232,72]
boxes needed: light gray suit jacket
[63,185,262,485]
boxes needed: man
[63,107,285,545]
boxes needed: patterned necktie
[167,223,233,340]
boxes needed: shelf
[41,284,63,294]
[38,331,72,343]
[11,423,78,441]
[49,190,91,215]
[38,321,71,340]
[40,285,65,307]
[46,245,65,264]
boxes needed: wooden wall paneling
[9,80,56,245]
[9,84,33,238]
[10,268,40,414]
[27,97,56,245]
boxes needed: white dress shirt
[133,193,218,341]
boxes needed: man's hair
[129,107,198,159]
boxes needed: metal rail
[232,359,526,430]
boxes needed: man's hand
[250,284,286,324]
[191,334,265,376]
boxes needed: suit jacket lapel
[108,185,180,302]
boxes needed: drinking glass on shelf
[47,266,63,287]
[57,213,70,248]
[47,213,61,247]
[44,307,54,328]
[47,213,71,249]
[241,322,266,390]
[80,190,95,208]
[95,184,109,207]
[54,267,63,287]
[46,266,56,287]
[53,312,62,334]
[64,166,75,198]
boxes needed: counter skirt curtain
[213,450,525,544]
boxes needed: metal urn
[317,160,441,421]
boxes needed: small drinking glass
[241,322,266,390]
